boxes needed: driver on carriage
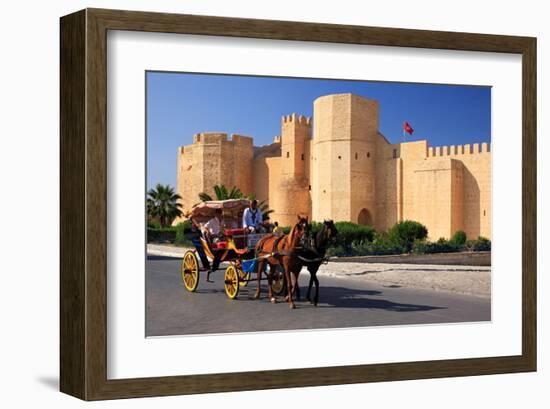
[242,199,263,233]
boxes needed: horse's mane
[286,221,298,246]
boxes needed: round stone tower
[311,94,379,225]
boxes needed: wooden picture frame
[60,8,537,400]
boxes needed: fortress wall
[375,156,401,231]
[453,149,491,240]
[252,157,270,205]
[311,95,336,221]
[177,132,253,215]
[231,134,254,196]
[264,157,297,225]
[349,95,378,226]
[425,143,491,239]
[408,158,464,240]
[275,113,311,226]
[281,114,310,177]
[175,146,191,223]
[178,143,205,214]
[312,94,380,224]
[451,160,465,236]
[400,140,429,224]
[400,142,491,240]
[318,95,352,221]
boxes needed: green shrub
[333,222,375,247]
[364,231,405,255]
[280,221,375,254]
[388,220,428,251]
[411,239,429,254]
[326,245,346,257]
[466,236,491,252]
[147,219,161,229]
[147,227,177,243]
[412,238,460,254]
[450,230,467,245]
[174,220,193,246]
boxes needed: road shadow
[312,286,446,312]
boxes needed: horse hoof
[270,297,277,304]
[290,303,296,309]
[253,292,260,300]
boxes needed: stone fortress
[177,93,491,240]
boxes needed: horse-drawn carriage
[180,199,285,299]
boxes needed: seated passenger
[202,208,224,282]
[202,208,223,242]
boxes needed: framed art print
[60,8,536,400]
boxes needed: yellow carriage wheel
[271,267,286,296]
[238,269,250,287]
[224,265,240,300]
[181,251,199,292]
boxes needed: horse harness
[256,233,298,260]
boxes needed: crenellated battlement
[273,135,281,143]
[426,142,491,158]
[282,113,312,126]
[231,134,254,146]
[192,132,253,145]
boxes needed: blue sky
[146,71,491,189]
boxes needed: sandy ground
[315,263,491,298]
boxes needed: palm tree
[198,185,274,219]
[147,183,183,228]
[198,185,244,201]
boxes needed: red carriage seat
[223,228,247,249]
[211,241,228,250]
[224,228,246,236]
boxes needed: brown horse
[254,216,308,309]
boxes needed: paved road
[146,255,491,337]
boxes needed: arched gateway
[357,208,373,226]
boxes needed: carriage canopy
[184,199,251,224]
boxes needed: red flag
[404,121,414,135]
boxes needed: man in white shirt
[203,208,222,236]
[202,208,223,282]
[242,200,263,232]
